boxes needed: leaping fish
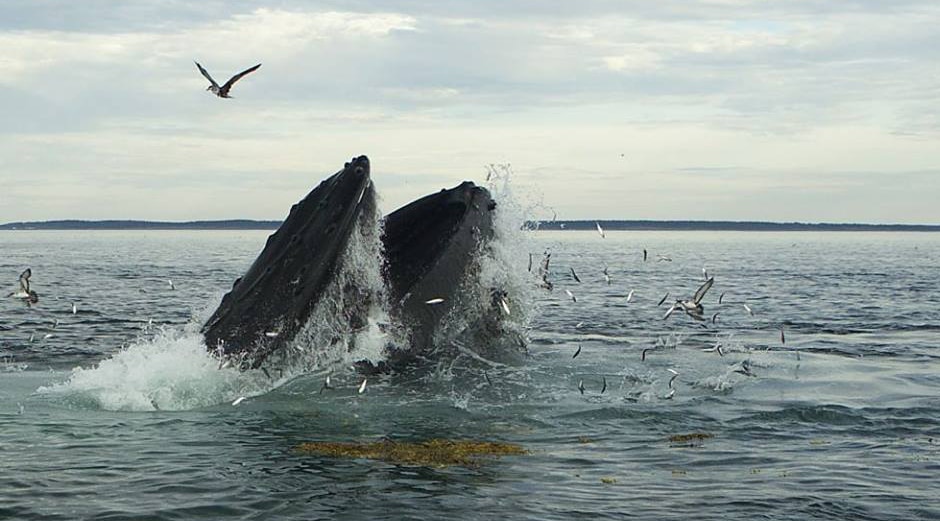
[657,292,670,307]
[596,222,606,239]
[499,298,511,316]
[319,375,333,393]
[702,341,723,356]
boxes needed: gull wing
[18,268,31,293]
[692,277,714,305]
[220,63,261,96]
[195,61,220,89]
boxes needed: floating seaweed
[295,438,527,467]
[668,432,714,446]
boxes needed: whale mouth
[202,155,518,375]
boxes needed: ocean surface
[2,229,939,520]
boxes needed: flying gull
[663,277,714,321]
[8,268,38,303]
[195,61,262,98]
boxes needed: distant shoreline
[2,219,939,232]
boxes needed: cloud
[0,1,939,223]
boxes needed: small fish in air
[499,298,511,316]
[667,368,679,389]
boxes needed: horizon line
[2,218,939,232]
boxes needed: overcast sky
[1,0,938,224]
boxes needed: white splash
[40,330,273,412]
[429,163,540,364]
[263,193,394,374]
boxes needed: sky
[0,0,938,224]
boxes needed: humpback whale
[382,180,498,367]
[203,156,506,372]
[203,156,377,368]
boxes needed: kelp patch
[296,438,527,467]
[668,433,714,447]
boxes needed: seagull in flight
[8,268,38,303]
[195,61,261,98]
[663,277,714,321]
